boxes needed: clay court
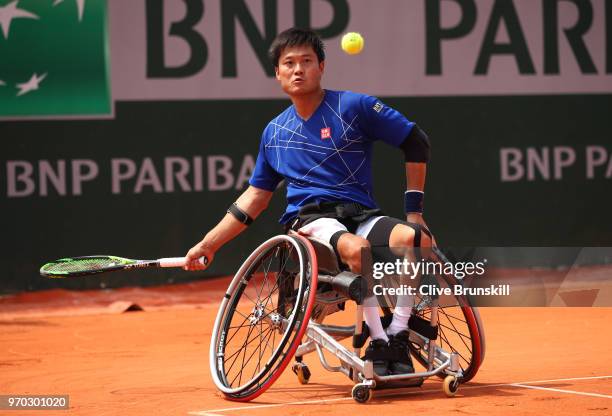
[2,277,611,416]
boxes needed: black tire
[210,234,318,401]
[352,384,372,403]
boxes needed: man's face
[275,45,324,97]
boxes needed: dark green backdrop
[2,94,611,293]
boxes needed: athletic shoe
[387,330,415,375]
[363,338,390,376]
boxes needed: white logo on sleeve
[372,102,383,113]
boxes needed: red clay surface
[1,277,611,415]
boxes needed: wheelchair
[209,231,486,403]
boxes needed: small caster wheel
[443,375,459,397]
[352,384,372,403]
[291,363,311,385]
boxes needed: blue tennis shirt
[249,90,415,224]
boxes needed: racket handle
[158,256,208,268]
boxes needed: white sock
[363,297,388,341]
[387,294,414,336]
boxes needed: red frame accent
[225,234,318,401]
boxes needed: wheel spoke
[225,313,254,345]
[437,307,472,353]
[230,326,275,387]
[233,326,275,386]
[224,319,258,378]
[257,253,275,301]
[437,320,473,346]
[438,327,471,367]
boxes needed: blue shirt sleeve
[248,129,283,192]
[359,94,414,147]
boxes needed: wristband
[227,203,253,225]
[404,190,424,214]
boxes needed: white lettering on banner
[39,160,67,196]
[7,160,100,197]
[7,161,35,197]
[500,148,523,181]
[135,158,163,193]
[527,148,550,181]
[111,158,137,194]
[193,156,203,191]
[72,159,99,195]
[554,147,576,179]
[500,145,610,182]
[164,157,192,192]
[586,146,612,179]
[110,156,254,194]
[109,0,612,100]
[207,155,233,191]
[235,154,254,190]
[5,155,256,197]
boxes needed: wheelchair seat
[303,235,342,275]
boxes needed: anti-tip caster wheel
[443,375,460,397]
[352,384,373,403]
[291,362,311,385]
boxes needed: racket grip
[158,257,208,268]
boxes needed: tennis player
[185,27,433,376]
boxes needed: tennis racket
[40,255,208,278]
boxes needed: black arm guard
[399,124,430,163]
[227,203,254,225]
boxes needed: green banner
[0,0,110,118]
[1,95,611,293]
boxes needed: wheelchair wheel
[411,297,483,382]
[210,234,318,401]
[409,248,484,383]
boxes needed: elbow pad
[399,124,430,163]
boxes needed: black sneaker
[363,338,390,376]
[387,330,415,375]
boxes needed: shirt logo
[320,127,331,139]
[373,102,384,113]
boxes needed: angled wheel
[409,248,484,383]
[378,247,484,383]
[210,234,318,401]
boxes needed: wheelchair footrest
[409,315,438,340]
[374,376,425,389]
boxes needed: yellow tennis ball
[341,32,364,55]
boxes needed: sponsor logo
[373,102,383,113]
[320,127,331,139]
[0,0,111,119]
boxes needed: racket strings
[42,257,124,273]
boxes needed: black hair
[268,27,325,67]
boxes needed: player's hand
[406,213,437,247]
[184,241,215,271]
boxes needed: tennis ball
[341,32,364,55]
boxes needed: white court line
[514,375,612,385]
[189,397,354,415]
[188,375,612,415]
[510,383,612,399]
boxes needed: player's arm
[358,93,435,243]
[400,125,436,245]
[183,185,274,270]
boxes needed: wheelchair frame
[210,232,485,403]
